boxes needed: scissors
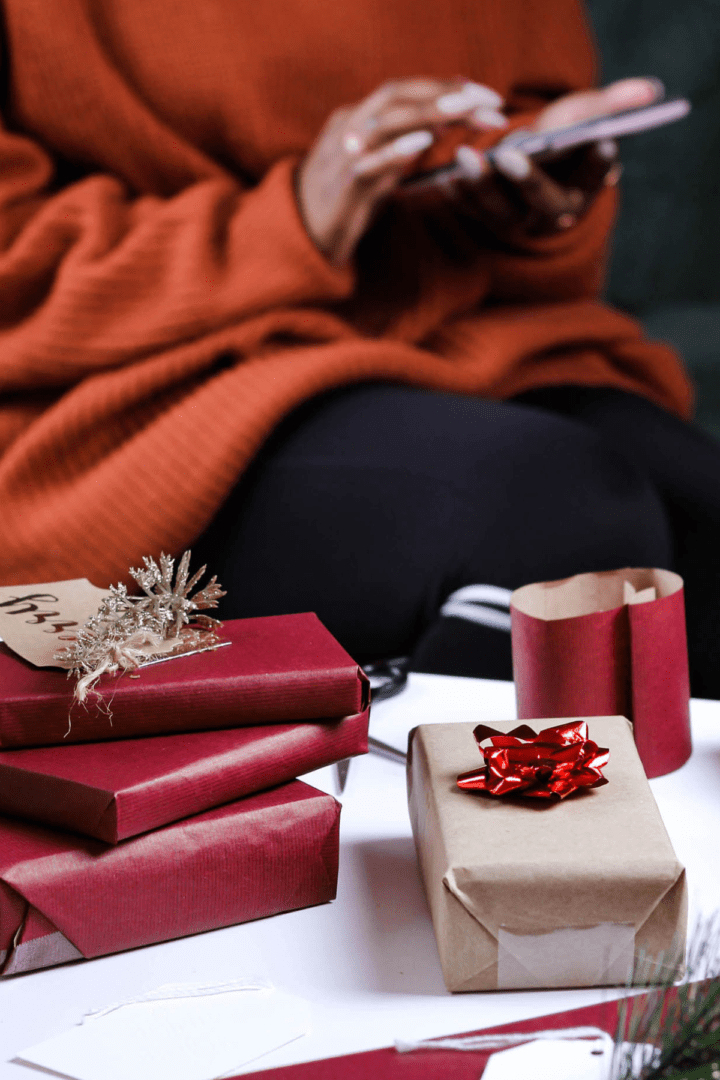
[335,658,408,791]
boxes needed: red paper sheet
[238,997,627,1079]
[0,709,367,842]
[0,612,368,748]
[0,780,340,977]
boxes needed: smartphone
[402,96,691,191]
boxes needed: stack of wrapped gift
[0,610,369,977]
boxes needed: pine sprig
[614,917,720,1080]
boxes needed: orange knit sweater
[0,0,692,586]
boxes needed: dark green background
[585,0,720,436]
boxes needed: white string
[395,1025,612,1054]
[74,630,165,703]
[84,979,273,1022]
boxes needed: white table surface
[2,674,719,1078]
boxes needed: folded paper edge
[110,711,365,844]
[443,864,685,991]
[2,927,83,976]
[442,820,686,975]
[0,879,86,978]
[632,868,688,981]
[1,781,342,963]
[511,568,684,622]
[0,763,117,839]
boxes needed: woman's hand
[443,77,663,241]
[297,77,508,266]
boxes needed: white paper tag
[16,982,311,1080]
[481,1038,609,1080]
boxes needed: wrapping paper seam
[496,923,635,990]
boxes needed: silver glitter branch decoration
[55,551,226,705]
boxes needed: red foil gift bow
[457,721,610,799]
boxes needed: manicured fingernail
[557,213,576,230]
[343,132,364,154]
[604,163,623,186]
[607,76,664,105]
[437,83,503,114]
[389,129,434,156]
[470,107,508,129]
[596,138,618,160]
[455,145,486,180]
[644,76,666,101]
[436,175,457,197]
[492,146,531,179]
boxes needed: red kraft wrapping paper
[0,612,369,748]
[0,709,368,843]
[511,568,692,778]
[0,780,340,977]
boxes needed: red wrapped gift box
[0,779,340,977]
[0,709,368,843]
[0,612,368,748]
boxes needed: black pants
[195,382,720,698]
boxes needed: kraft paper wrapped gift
[0,779,340,977]
[0,611,368,748]
[510,568,692,779]
[0,708,368,843]
[407,717,687,993]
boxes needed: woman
[0,0,716,691]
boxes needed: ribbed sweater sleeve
[0,120,354,395]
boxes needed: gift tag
[0,578,111,667]
[16,981,312,1080]
[481,1038,609,1080]
[481,1037,658,1080]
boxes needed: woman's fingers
[420,74,649,242]
[446,145,588,236]
[351,129,435,178]
[565,138,620,195]
[343,79,505,155]
[445,136,622,239]
[534,77,664,133]
[298,74,507,264]
[346,77,464,146]
[364,95,506,149]
[491,146,584,231]
[437,146,529,231]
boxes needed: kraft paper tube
[511,568,692,778]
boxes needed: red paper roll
[511,568,692,778]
